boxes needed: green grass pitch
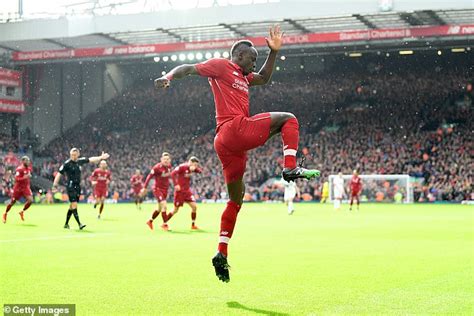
[1,202,473,315]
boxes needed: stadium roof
[0,8,472,63]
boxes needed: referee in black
[53,148,110,229]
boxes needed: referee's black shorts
[67,185,81,203]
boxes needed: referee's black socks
[65,209,73,225]
[72,209,81,226]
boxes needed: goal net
[328,174,413,203]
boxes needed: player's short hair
[70,148,80,153]
[230,40,254,57]
[189,156,199,163]
[100,160,107,164]
[162,152,170,158]
[21,156,30,162]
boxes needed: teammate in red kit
[349,170,362,211]
[164,156,202,230]
[2,156,33,223]
[154,25,320,282]
[142,152,172,231]
[130,169,144,210]
[90,160,111,219]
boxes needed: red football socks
[281,117,299,169]
[191,211,196,224]
[166,211,175,223]
[5,203,13,213]
[161,211,168,222]
[99,203,104,214]
[151,210,159,220]
[23,201,32,211]
[218,200,241,257]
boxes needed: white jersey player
[283,179,300,215]
[333,172,344,210]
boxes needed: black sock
[65,209,73,225]
[72,209,81,226]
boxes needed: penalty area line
[0,233,115,243]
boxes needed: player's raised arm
[89,152,110,164]
[251,25,283,86]
[154,64,199,89]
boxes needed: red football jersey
[171,163,202,191]
[90,168,111,190]
[144,163,172,191]
[350,175,362,192]
[195,58,254,130]
[14,165,32,189]
[130,174,144,189]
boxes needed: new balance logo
[103,47,114,55]
[232,71,239,76]
[221,231,229,235]
[447,26,461,35]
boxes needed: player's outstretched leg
[189,202,198,230]
[287,199,294,215]
[165,207,178,223]
[3,200,16,223]
[146,209,159,230]
[98,202,104,219]
[269,113,320,182]
[213,180,244,283]
[19,197,32,221]
[159,202,169,231]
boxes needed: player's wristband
[164,73,173,81]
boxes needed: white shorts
[334,188,343,199]
[284,191,296,201]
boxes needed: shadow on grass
[227,301,289,316]
[168,230,191,235]
[190,229,215,234]
[75,229,95,233]
[100,218,119,222]
[15,223,38,227]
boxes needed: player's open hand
[175,185,181,192]
[265,24,284,52]
[101,152,110,160]
[140,188,147,197]
[154,77,170,90]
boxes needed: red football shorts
[214,113,271,183]
[153,188,168,202]
[12,186,32,201]
[132,186,143,195]
[174,190,195,207]
[94,188,108,199]
[351,190,361,197]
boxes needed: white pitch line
[0,233,115,243]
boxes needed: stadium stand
[31,56,472,202]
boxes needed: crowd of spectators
[2,57,472,202]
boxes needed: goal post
[328,174,413,203]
